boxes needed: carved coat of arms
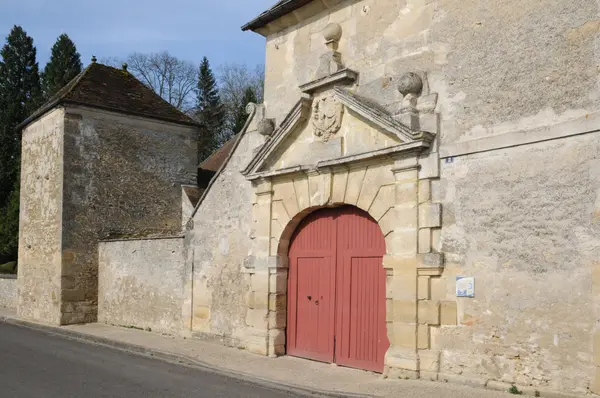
[312,95,344,142]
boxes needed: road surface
[0,322,305,398]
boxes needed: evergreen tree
[195,56,225,164]
[231,86,258,136]
[42,33,82,99]
[0,25,41,207]
[0,25,42,262]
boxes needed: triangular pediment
[242,87,434,180]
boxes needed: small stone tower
[16,61,198,325]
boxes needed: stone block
[368,184,395,221]
[420,371,438,381]
[246,308,268,329]
[271,200,290,225]
[269,294,287,312]
[192,317,210,333]
[418,228,431,253]
[392,157,419,177]
[417,324,430,349]
[383,255,418,273]
[247,291,269,310]
[357,165,395,211]
[245,328,269,356]
[417,253,445,269]
[344,167,367,205]
[418,154,440,180]
[393,300,417,323]
[254,179,272,195]
[386,368,419,380]
[308,171,332,207]
[271,344,286,357]
[395,180,418,206]
[431,228,441,252]
[418,300,440,325]
[385,347,419,371]
[386,299,393,321]
[417,276,430,300]
[430,277,447,301]
[392,322,417,349]
[293,177,310,211]
[268,310,287,329]
[269,271,288,294]
[251,272,269,294]
[254,206,272,238]
[419,350,440,372]
[591,367,600,395]
[595,331,600,366]
[440,301,457,325]
[418,202,441,228]
[267,255,289,269]
[395,205,419,228]
[385,230,418,256]
[418,179,431,204]
[387,274,417,300]
[330,171,348,204]
[419,113,438,134]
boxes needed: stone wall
[261,0,600,148]
[183,109,266,346]
[98,237,185,335]
[437,131,600,394]
[60,105,196,324]
[18,108,65,324]
[0,276,17,309]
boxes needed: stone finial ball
[257,118,275,136]
[323,23,343,42]
[397,72,423,96]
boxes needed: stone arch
[247,154,446,378]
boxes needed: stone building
[16,61,198,325]
[13,0,600,396]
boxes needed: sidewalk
[0,308,536,397]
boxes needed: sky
[0,0,274,69]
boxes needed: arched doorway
[286,205,389,373]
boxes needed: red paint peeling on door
[287,206,389,373]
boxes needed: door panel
[335,255,387,372]
[335,206,388,373]
[290,256,335,362]
[287,209,336,363]
[287,206,388,373]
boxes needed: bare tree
[218,63,265,136]
[105,52,197,111]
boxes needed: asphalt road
[0,322,305,398]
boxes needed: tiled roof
[18,62,199,130]
[241,0,313,31]
[199,134,239,172]
[183,186,204,207]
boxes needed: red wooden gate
[287,206,389,373]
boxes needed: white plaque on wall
[456,276,475,298]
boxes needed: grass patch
[508,385,523,395]
[0,261,17,274]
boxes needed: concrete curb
[0,315,371,398]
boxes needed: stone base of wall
[385,371,585,398]
[98,237,185,335]
[0,275,17,309]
